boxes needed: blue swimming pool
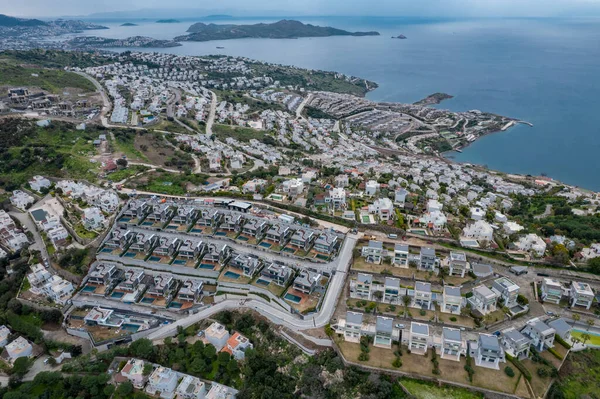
[256,279,270,286]
[148,256,161,262]
[119,217,131,222]
[169,301,183,309]
[142,221,153,226]
[215,231,227,236]
[283,247,296,253]
[166,225,178,230]
[124,252,136,258]
[284,293,302,303]
[224,271,241,279]
[199,264,214,269]
[140,297,155,304]
[191,228,202,233]
[100,248,113,253]
[111,292,124,299]
[237,236,249,241]
[173,260,186,265]
[259,242,272,248]
[81,285,96,292]
[121,323,140,332]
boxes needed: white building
[82,207,106,230]
[468,285,498,315]
[413,282,433,310]
[120,358,147,389]
[326,187,346,210]
[29,176,51,193]
[470,207,485,221]
[470,334,505,370]
[541,278,563,304]
[570,281,594,310]
[343,311,364,343]
[521,319,556,352]
[146,366,178,398]
[204,322,230,351]
[516,234,547,257]
[501,328,531,359]
[365,180,380,196]
[503,221,524,235]
[176,375,206,399]
[394,188,408,206]
[440,327,466,361]
[361,240,383,264]
[441,286,463,315]
[392,244,409,268]
[368,198,394,221]
[408,322,430,355]
[373,316,394,349]
[10,190,34,210]
[448,251,468,277]
[462,220,494,242]
[491,277,520,308]
[4,336,33,364]
[0,325,10,348]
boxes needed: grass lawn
[74,223,99,240]
[437,313,476,329]
[521,358,553,397]
[0,63,96,93]
[106,165,150,182]
[571,329,600,346]
[552,349,600,399]
[400,377,483,399]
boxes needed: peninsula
[156,19,180,23]
[176,19,380,42]
[66,36,182,49]
[414,92,454,106]
[120,22,138,26]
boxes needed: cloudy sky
[3,0,600,18]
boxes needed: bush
[548,347,564,360]
[392,357,402,368]
[555,335,572,349]
[419,309,426,316]
[449,317,457,322]
[508,356,532,381]
[537,367,549,378]
[358,352,370,361]
[504,366,515,377]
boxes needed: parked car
[395,323,405,329]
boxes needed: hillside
[178,19,380,42]
[0,14,46,27]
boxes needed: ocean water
[70,16,600,190]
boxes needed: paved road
[295,94,313,121]
[0,356,54,387]
[205,91,217,136]
[10,210,48,262]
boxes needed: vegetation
[0,49,112,69]
[212,123,272,143]
[0,63,95,93]
[401,378,483,399]
[548,349,600,399]
[57,247,92,275]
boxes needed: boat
[216,46,225,49]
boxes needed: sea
[60,16,600,190]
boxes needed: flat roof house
[470,334,505,370]
[343,311,364,343]
[409,322,430,355]
[440,327,465,361]
[222,331,253,360]
[351,273,373,300]
[374,316,394,349]
[521,319,555,351]
[147,274,176,297]
[541,278,563,304]
[413,282,433,310]
[0,326,10,348]
[197,208,221,227]
[492,277,520,308]
[265,223,290,245]
[3,336,33,365]
[570,281,594,310]
[501,327,531,359]
[117,269,145,292]
[229,254,261,277]
[146,366,178,398]
[241,218,268,239]
[548,318,572,342]
[393,244,409,268]
[204,322,230,351]
[218,211,243,232]
[172,205,198,226]
[441,286,463,315]
[419,247,437,271]
[119,358,147,389]
[468,285,498,316]
[177,279,203,303]
[176,375,206,399]
[178,239,206,260]
[87,263,118,286]
[383,277,401,304]
[361,240,383,264]
[289,229,315,251]
[448,251,467,277]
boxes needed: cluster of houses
[0,210,29,256]
[359,240,438,271]
[6,87,97,118]
[541,278,596,310]
[29,206,70,249]
[116,357,237,399]
[336,311,574,370]
[27,263,74,305]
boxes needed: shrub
[555,335,572,349]
[392,357,402,368]
[358,352,370,361]
[537,367,549,378]
[508,357,532,381]
[547,347,564,360]
[504,366,515,377]
[419,309,426,316]
[449,317,457,322]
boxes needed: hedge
[506,354,532,381]
[555,335,572,349]
[547,347,564,360]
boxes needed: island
[392,34,407,39]
[156,19,180,23]
[176,19,380,42]
[66,36,181,49]
[414,92,454,106]
[120,22,138,27]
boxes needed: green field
[0,63,95,93]
[550,349,600,399]
[401,378,484,399]
[212,123,271,142]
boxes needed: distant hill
[178,19,380,42]
[156,19,180,24]
[121,23,138,27]
[0,14,47,27]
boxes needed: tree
[116,381,134,397]
[586,319,595,331]
[588,257,600,275]
[572,313,581,322]
[143,363,153,376]
[129,338,154,360]
[581,333,591,346]
[11,357,30,378]
[116,158,128,168]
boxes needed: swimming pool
[259,242,272,248]
[283,247,296,253]
[215,231,227,236]
[124,252,136,258]
[148,256,161,262]
[169,301,183,309]
[142,221,153,226]
[284,293,302,303]
[81,285,96,292]
[121,323,140,332]
[173,260,186,265]
[119,217,131,222]
[140,297,155,304]
[100,248,113,253]
[237,236,249,241]
[256,279,270,286]
[191,228,203,233]
[224,271,241,279]
[315,254,329,260]
[199,264,215,269]
[111,292,124,299]
[166,225,178,230]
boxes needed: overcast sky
[3,0,600,18]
